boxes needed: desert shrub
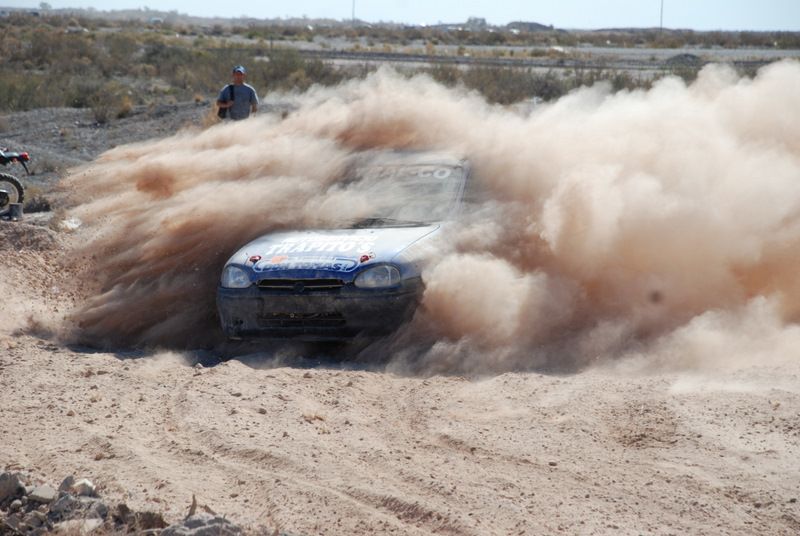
[0,35,25,60]
[426,64,461,86]
[27,28,98,71]
[0,72,44,111]
[29,152,61,173]
[462,66,563,104]
[253,48,340,91]
[132,64,158,78]
[23,190,53,213]
[297,58,344,87]
[337,62,377,81]
[63,78,103,109]
[670,65,701,84]
[142,41,196,73]
[88,81,131,123]
[285,69,311,91]
[260,47,306,84]
[528,70,568,101]
[422,64,652,104]
[609,71,640,92]
[117,94,134,118]
[571,68,645,93]
[103,32,141,66]
[773,32,800,49]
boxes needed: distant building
[428,17,488,32]
[465,17,487,31]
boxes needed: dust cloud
[60,60,800,374]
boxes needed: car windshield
[348,163,466,227]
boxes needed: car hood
[227,225,440,274]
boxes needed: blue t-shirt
[218,83,259,120]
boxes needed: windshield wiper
[352,217,428,228]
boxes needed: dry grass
[0,13,792,115]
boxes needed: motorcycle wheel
[0,172,24,216]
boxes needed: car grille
[257,278,345,292]
[257,312,346,328]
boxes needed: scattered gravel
[0,471,255,535]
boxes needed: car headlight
[354,265,401,289]
[220,265,251,289]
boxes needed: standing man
[217,65,258,120]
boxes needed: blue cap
[232,65,246,74]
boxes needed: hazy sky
[7,0,800,31]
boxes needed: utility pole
[352,0,355,24]
[660,0,664,33]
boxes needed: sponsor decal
[254,256,359,273]
[362,165,455,181]
[262,236,376,256]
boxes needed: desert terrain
[2,59,800,535]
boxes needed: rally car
[216,150,471,340]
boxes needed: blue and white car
[217,151,471,340]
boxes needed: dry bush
[0,72,47,110]
[426,64,461,86]
[23,185,52,213]
[89,83,129,124]
[30,153,61,173]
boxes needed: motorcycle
[0,148,30,218]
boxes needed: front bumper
[217,278,422,340]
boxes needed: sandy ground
[1,221,799,535]
[3,68,800,534]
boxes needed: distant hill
[507,21,554,32]
[3,6,559,32]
